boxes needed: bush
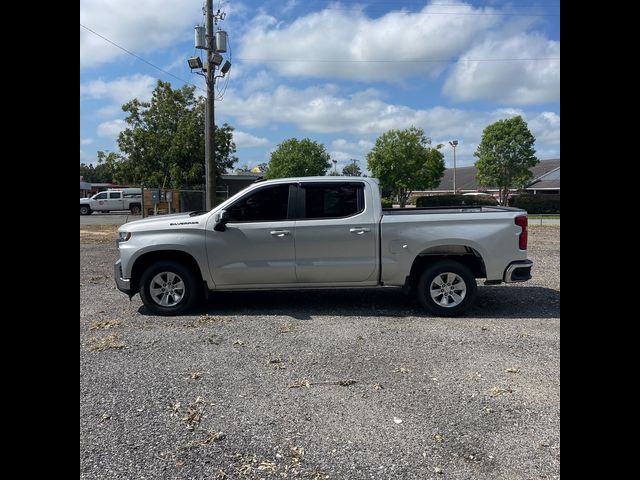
[381,197,394,208]
[508,194,560,214]
[415,194,498,207]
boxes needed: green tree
[342,160,362,176]
[110,80,237,188]
[80,160,114,183]
[474,116,538,205]
[367,127,445,207]
[265,138,331,179]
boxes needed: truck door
[205,183,297,287]
[107,191,123,210]
[294,182,377,283]
[91,191,108,210]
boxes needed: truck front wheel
[80,205,92,215]
[416,260,477,317]
[139,261,200,315]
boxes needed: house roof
[525,163,560,190]
[421,158,560,192]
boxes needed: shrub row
[415,194,498,207]
[508,194,560,214]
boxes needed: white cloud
[527,111,560,146]
[241,70,276,95]
[237,3,500,81]
[80,74,156,104]
[233,130,269,148]
[443,32,560,105]
[330,139,373,162]
[80,138,94,145]
[220,84,558,165]
[80,0,199,68]
[97,119,127,138]
[95,105,122,119]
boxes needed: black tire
[80,205,92,215]
[416,260,477,317]
[130,204,141,215]
[139,261,201,316]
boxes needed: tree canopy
[367,127,445,207]
[95,80,237,188]
[342,160,362,176]
[80,160,114,183]
[474,115,538,205]
[264,138,331,179]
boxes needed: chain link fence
[138,187,231,217]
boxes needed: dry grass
[80,225,119,244]
[90,320,121,330]
[85,334,126,352]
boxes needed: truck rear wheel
[130,204,141,215]
[139,261,201,315]
[80,205,92,215]
[416,260,477,317]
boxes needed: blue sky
[80,0,560,174]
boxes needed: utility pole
[189,3,231,210]
[205,0,215,210]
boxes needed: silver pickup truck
[114,177,532,317]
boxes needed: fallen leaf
[393,417,403,424]
[394,367,411,374]
[372,384,384,390]
[90,320,121,330]
[337,379,356,386]
[505,368,520,373]
[85,334,126,352]
[289,378,312,388]
[432,432,443,442]
[435,467,443,474]
[289,445,305,459]
[491,386,514,396]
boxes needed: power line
[80,23,205,93]
[236,57,559,63]
[308,0,560,7]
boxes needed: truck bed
[382,206,524,215]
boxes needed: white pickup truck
[114,177,532,316]
[80,188,142,215]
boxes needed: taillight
[515,215,528,250]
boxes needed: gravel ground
[80,225,559,480]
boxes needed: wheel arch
[130,250,204,295]
[407,245,486,290]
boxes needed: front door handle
[349,227,371,235]
[270,230,291,237]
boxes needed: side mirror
[214,209,230,231]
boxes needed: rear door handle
[270,230,291,237]
[349,227,371,235]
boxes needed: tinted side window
[94,192,107,200]
[303,183,364,219]
[109,192,122,199]
[227,185,290,222]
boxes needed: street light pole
[449,140,458,193]
[333,159,337,175]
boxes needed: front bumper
[114,259,131,295]
[503,259,533,283]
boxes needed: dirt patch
[80,225,119,244]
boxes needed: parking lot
[80,224,559,479]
